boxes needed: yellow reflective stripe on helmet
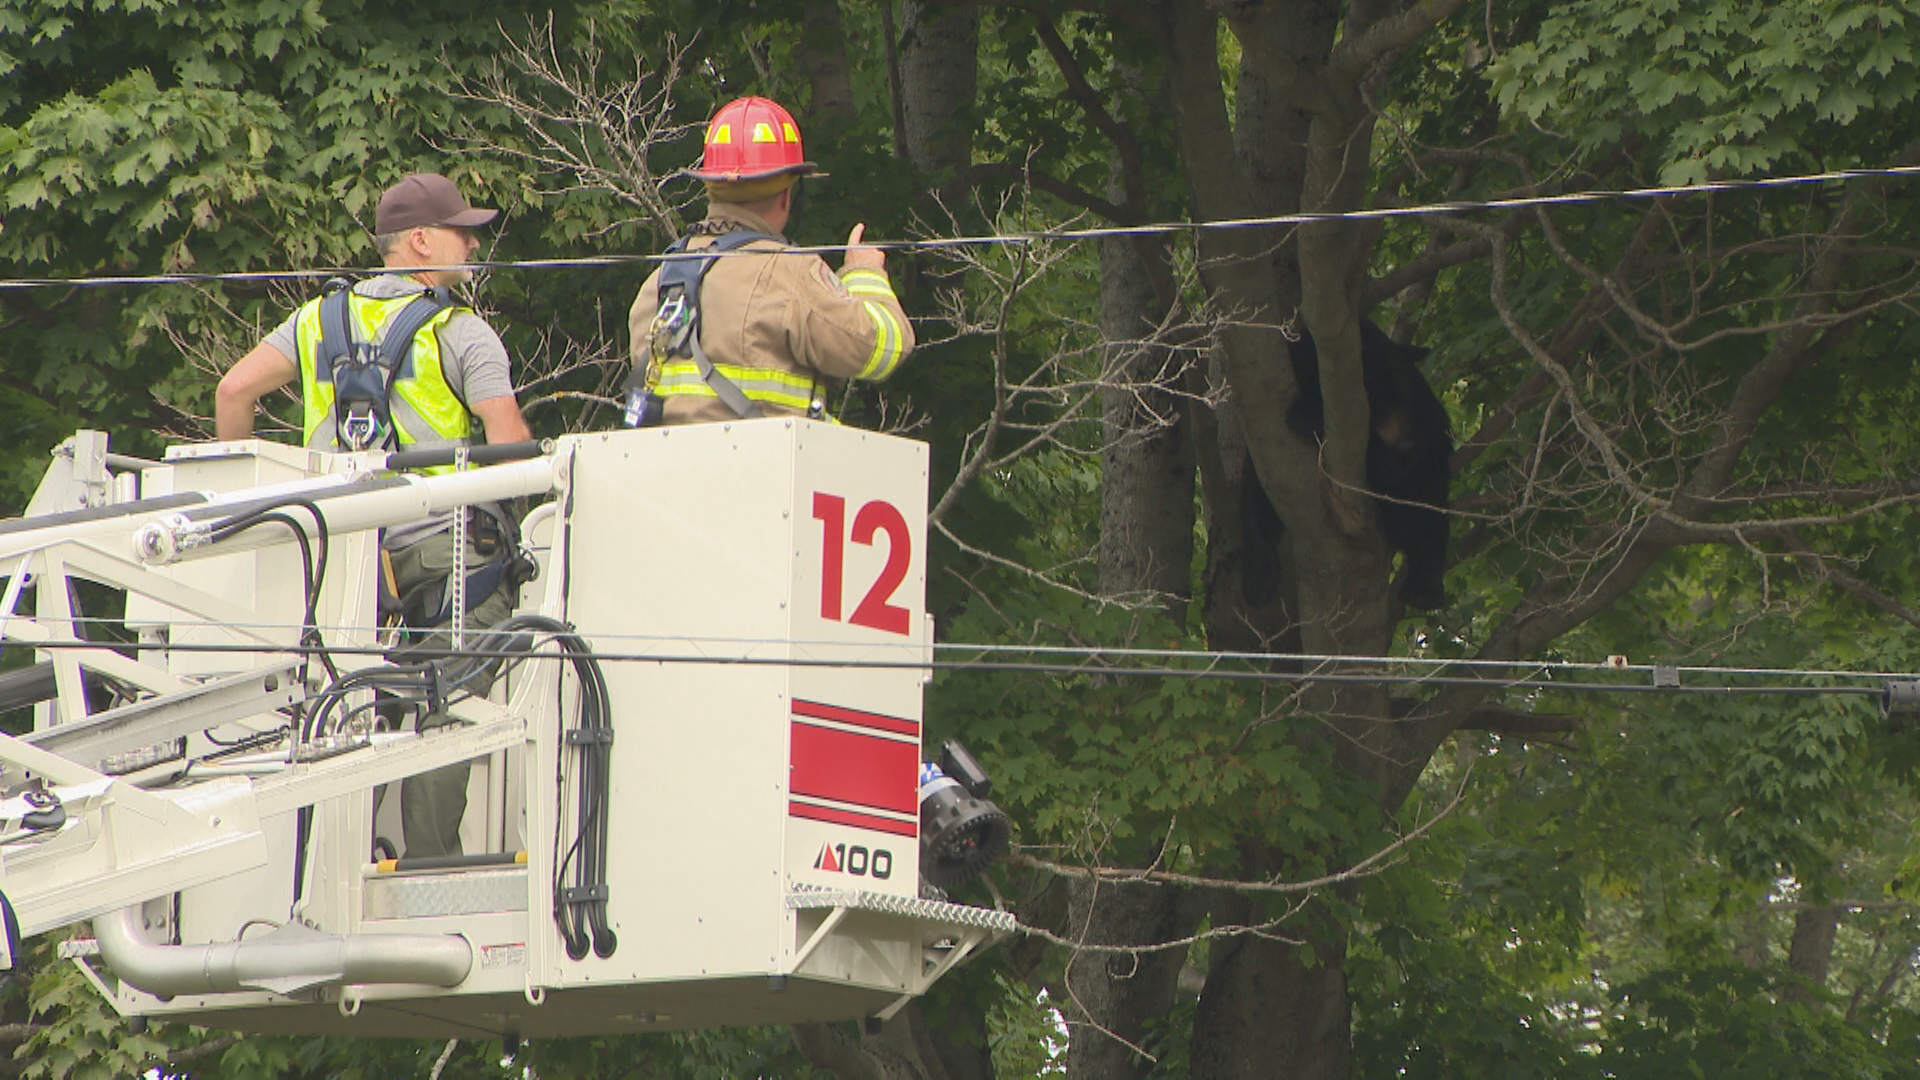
[858,299,906,381]
[654,361,818,410]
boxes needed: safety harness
[625,229,810,426]
[310,281,529,632]
[314,281,455,451]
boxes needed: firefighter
[624,96,914,426]
[214,171,533,859]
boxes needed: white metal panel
[0,427,1016,1042]
[783,423,931,900]
[550,425,798,987]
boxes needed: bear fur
[1241,318,1453,611]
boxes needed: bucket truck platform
[0,422,1015,1040]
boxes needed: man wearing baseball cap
[215,171,533,860]
[215,171,527,443]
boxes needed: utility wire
[13,612,1912,682]
[10,612,1912,684]
[1,164,1916,293]
[0,633,1901,699]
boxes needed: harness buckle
[653,292,691,354]
[340,404,382,451]
[657,291,687,327]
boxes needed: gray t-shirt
[264,274,515,408]
[265,274,515,550]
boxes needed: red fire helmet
[685,96,822,184]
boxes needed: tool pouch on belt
[387,504,538,631]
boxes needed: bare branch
[449,16,700,245]
[1009,762,1469,900]
[1781,528,1920,630]
[923,180,1222,537]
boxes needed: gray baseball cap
[375,173,499,234]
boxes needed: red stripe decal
[793,699,919,737]
[790,721,918,815]
[789,800,918,837]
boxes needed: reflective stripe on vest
[296,292,472,455]
[840,269,907,380]
[653,360,818,412]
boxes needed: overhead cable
[2,164,1917,293]
[0,633,1896,700]
[11,611,1911,685]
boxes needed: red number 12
[813,493,911,636]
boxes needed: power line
[3,632,1899,701]
[2,164,1916,293]
[13,612,1910,683]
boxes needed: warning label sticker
[480,943,527,969]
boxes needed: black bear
[1241,318,1453,610]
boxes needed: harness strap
[377,286,455,379]
[627,230,784,421]
[315,281,355,383]
[686,322,762,419]
[315,283,456,450]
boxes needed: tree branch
[1782,528,1920,630]
[964,161,1125,220]
[1329,0,1469,85]
[1679,141,1920,499]
[1032,16,1145,219]
[1452,703,1581,740]
[1362,233,1495,308]
[1010,762,1469,899]
[174,1035,242,1064]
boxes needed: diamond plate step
[364,866,529,920]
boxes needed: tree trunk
[897,0,977,198]
[1063,880,1208,1077]
[1098,231,1194,610]
[1061,162,1206,1077]
[1154,0,1465,1073]
[792,1022,922,1080]
[1784,902,1841,1003]
[799,0,857,133]
[893,0,978,309]
[1190,892,1351,1080]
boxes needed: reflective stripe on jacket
[296,291,472,452]
[652,361,820,411]
[627,204,916,425]
[841,269,909,380]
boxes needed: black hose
[207,499,337,681]
[493,615,617,960]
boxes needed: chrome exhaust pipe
[92,907,472,997]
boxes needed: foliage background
[4,0,1920,1077]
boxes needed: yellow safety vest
[295,290,472,453]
